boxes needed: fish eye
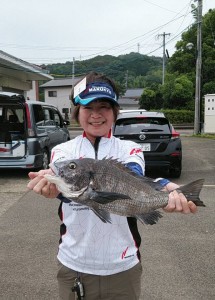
[69,162,76,169]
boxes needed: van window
[33,105,63,127]
[51,109,62,126]
[33,105,45,126]
[43,108,55,126]
[0,106,24,123]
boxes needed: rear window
[0,104,24,123]
[114,117,170,135]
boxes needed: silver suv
[0,93,70,169]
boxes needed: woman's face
[78,100,115,143]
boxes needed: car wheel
[42,149,49,169]
[169,163,182,178]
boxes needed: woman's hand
[163,182,197,214]
[27,169,59,198]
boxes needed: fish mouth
[44,174,88,198]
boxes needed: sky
[0,0,214,65]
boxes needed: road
[0,135,215,299]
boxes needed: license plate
[141,143,151,151]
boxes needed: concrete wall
[25,81,39,100]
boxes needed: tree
[139,85,163,110]
[139,88,156,110]
[161,74,194,109]
[167,8,215,96]
[202,81,215,95]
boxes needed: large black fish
[45,158,205,225]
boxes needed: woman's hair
[72,72,120,123]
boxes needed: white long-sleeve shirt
[51,133,145,275]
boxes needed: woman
[27,72,197,300]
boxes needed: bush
[158,109,194,124]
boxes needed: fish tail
[177,179,205,207]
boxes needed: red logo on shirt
[121,247,129,259]
[130,148,142,155]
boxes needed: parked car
[113,110,182,178]
[0,93,70,169]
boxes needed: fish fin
[102,157,142,176]
[100,158,163,191]
[91,207,112,224]
[90,191,131,204]
[176,179,205,207]
[135,211,163,225]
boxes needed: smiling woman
[27,71,200,300]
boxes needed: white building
[40,77,81,118]
[204,94,215,133]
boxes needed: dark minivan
[0,93,70,169]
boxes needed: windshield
[114,117,170,135]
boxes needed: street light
[186,42,194,50]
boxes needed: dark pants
[57,261,142,300]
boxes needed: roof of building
[118,97,139,110]
[40,77,82,88]
[123,88,144,98]
[0,50,53,81]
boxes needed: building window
[48,91,57,97]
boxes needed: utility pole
[72,57,75,86]
[194,0,202,134]
[137,43,140,53]
[125,70,128,90]
[158,32,170,84]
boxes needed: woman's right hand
[27,169,59,198]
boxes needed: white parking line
[179,184,215,188]
[203,185,215,187]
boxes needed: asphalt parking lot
[0,135,215,300]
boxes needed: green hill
[44,52,162,86]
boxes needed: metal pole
[194,0,202,134]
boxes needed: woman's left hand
[163,182,197,214]
[163,190,197,213]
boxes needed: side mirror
[63,120,70,126]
